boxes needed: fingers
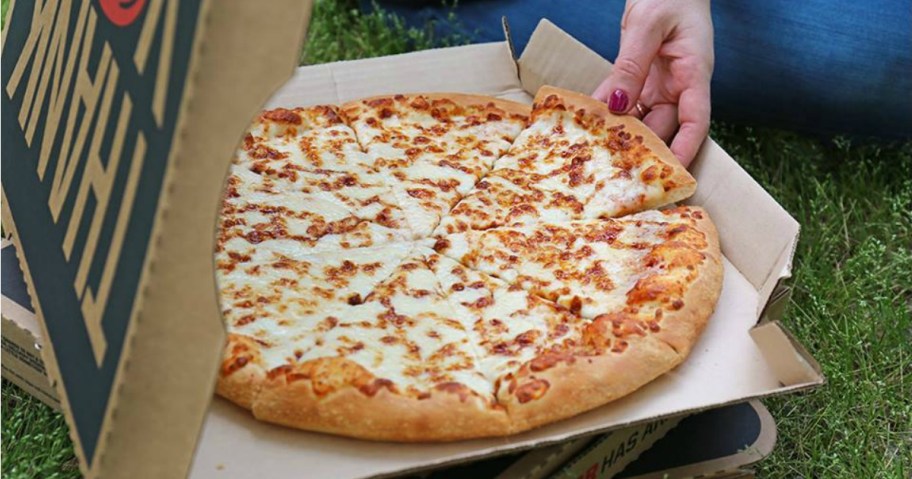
[642,103,678,143]
[593,12,665,113]
[669,85,711,167]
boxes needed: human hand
[593,0,714,167]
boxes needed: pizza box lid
[1,1,312,477]
[0,2,822,477]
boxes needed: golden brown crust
[651,208,723,357]
[534,85,697,206]
[216,334,268,410]
[499,337,680,432]
[219,356,511,441]
[420,92,532,119]
[340,92,531,121]
[253,377,510,442]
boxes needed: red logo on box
[99,0,146,27]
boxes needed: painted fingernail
[608,89,629,113]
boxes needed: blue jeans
[372,0,912,138]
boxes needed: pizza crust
[499,336,680,433]
[341,92,531,120]
[651,209,723,357]
[225,357,512,441]
[216,334,268,410]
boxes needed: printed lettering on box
[1,0,201,466]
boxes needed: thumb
[593,19,663,113]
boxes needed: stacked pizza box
[1,0,821,477]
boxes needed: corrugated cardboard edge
[2,186,88,471]
[555,417,682,479]
[83,2,219,476]
[93,1,312,478]
[622,401,776,479]
[1,315,60,410]
[1,239,59,409]
[0,1,213,475]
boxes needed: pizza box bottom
[414,400,776,479]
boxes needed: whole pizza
[215,86,723,441]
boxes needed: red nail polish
[608,89,629,113]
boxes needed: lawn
[2,1,910,477]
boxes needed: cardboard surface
[551,417,680,479]
[189,20,821,479]
[1,240,60,409]
[1,0,311,477]
[616,401,775,479]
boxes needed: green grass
[2,386,80,478]
[2,0,910,477]
[711,127,912,477]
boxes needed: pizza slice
[434,206,722,357]
[434,168,589,234]
[426,250,686,433]
[221,249,513,440]
[438,86,696,233]
[341,93,529,179]
[342,94,531,237]
[216,241,416,407]
[218,167,411,263]
[236,105,373,174]
[427,252,583,379]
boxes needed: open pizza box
[0,0,822,477]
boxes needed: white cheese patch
[439,220,670,319]
[428,253,578,382]
[221,243,416,369]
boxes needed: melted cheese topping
[437,216,679,318]
[219,97,707,407]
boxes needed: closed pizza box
[0,0,822,477]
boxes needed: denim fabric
[372,0,912,138]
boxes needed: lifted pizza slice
[439,86,696,233]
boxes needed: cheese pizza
[215,86,723,441]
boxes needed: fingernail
[608,90,629,113]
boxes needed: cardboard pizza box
[422,399,775,479]
[1,0,822,476]
[1,239,61,410]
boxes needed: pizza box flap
[1,0,311,477]
[189,19,821,479]
[266,41,531,108]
